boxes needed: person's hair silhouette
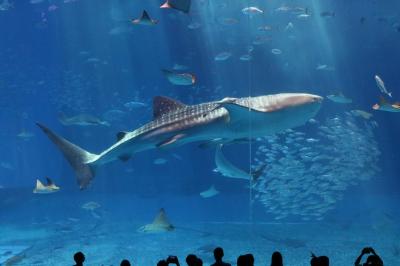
[271,251,283,266]
[212,247,231,266]
[319,256,329,266]
[186,254,198,266]
[73,251,85,266]
[237,255,246,266]
[121,259,131,266]
[245,254,254,266]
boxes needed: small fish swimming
[316,64,335,71]
[162,69,196,86]
[242,6,264,16]
[33,178,60,194]
[200,185,220,198]
[81,201,101,211]
[351,110,373,120]
[131,10,158,26]
[160,0,191,13]
[271,49,282,55]
[327,93,352,104]
[239,54,252,61]
[124,101,148,110]
[214,52,232,61]
[17,130,34,140]
[154,158,168,165]
[374,75,392,98]
[58,113,110,126]
[372,96,400,112]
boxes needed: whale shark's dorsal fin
[153,208,172,227]
[153,96,186,118]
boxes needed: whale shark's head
[221,93,323,136]
[265,93,323,116]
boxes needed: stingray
[137,208,175,233]
[160,0,191,13]
[132,10,158,26]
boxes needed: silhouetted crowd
[72,246,383,266]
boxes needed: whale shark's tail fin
[36,123,98,190]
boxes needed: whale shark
[37,93,322,189]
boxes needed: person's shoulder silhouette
[121,259,131,266]
[270,251,283,266]
[73,251,85,266]
[211,247,231,266]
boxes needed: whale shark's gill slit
[36,123,97,190]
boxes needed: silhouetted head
[157,260,168,266]
[197,258,203,266]
[121,259,131,266]
[74,252,85,265]
[237,255,246,266]
[319,256,329,266]
[245,254,254,266]
[364,255,383,266]
[214,247,224,261]
[310,256,318,266]
[186,254,198,266]
[271,251,283,266]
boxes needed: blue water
[0,0,399,265]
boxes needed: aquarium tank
[0,0,399,265]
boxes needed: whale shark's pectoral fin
[116,131,129,141]
[156,134,186,148]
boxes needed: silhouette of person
[121,259,131,266]
[73,251,85,266]
[310,255,318,266]
[186,254,198,266]
[245,254,254,266]
[318,256,329,266]
[158,260,169,266]
[270,251,283,266]
[237,255,246,266]
[354,247,383,266]
[211,247,231,266]
[310,253,329,266]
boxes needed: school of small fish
[252,113,380,221]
